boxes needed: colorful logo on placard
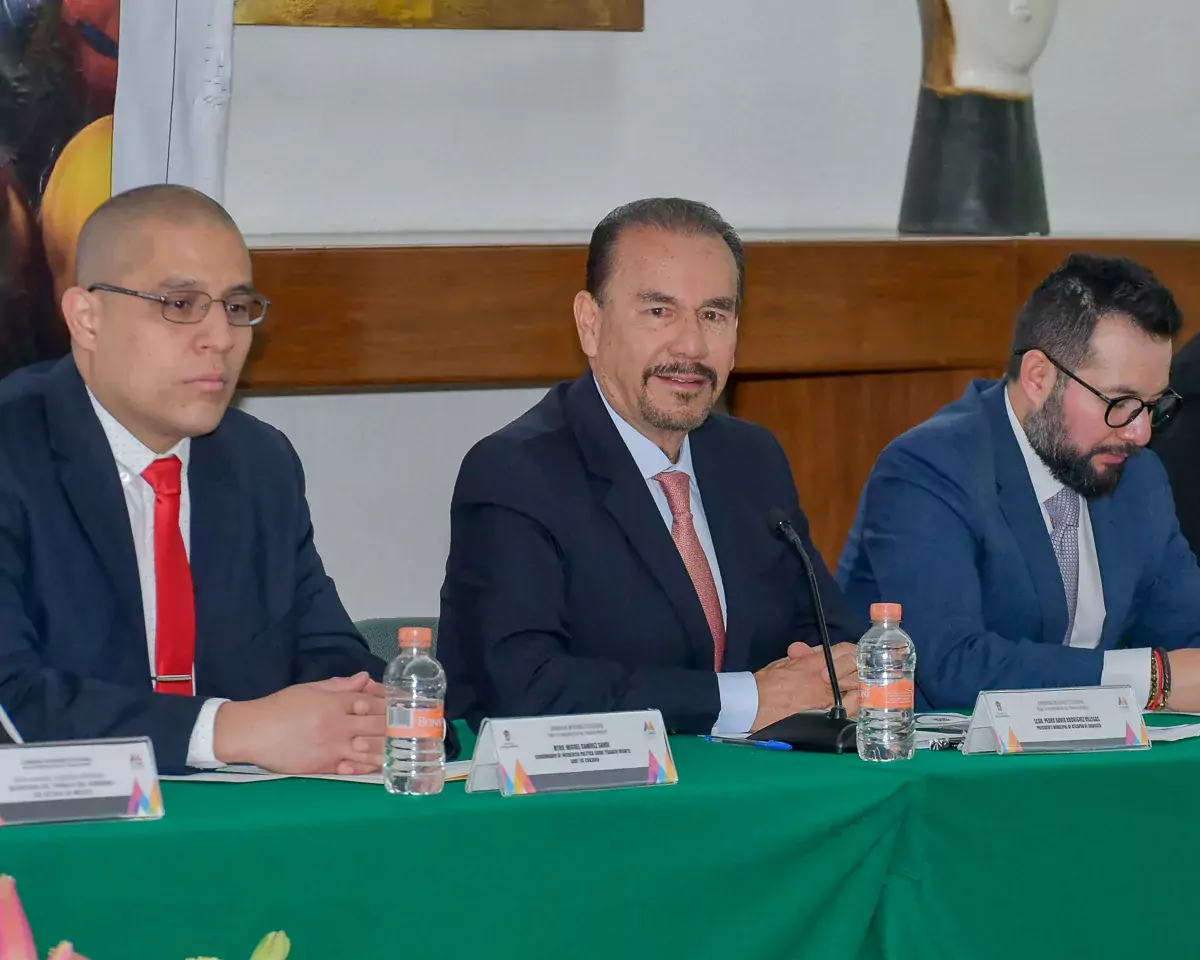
[510,761,535,795]
[126,780,163,817]
[1118,695,1129,709]
[644,721,655,734]
[646,749,677,784]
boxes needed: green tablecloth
[2,721,1196,959]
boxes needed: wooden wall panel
[736,240,1015,374]
[243,238,1200,389]
[246,245,588,390]
[733,367,1003,567]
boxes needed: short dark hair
[585,197,745,309]
[1007,253,1183,380]
[76,183,241,286]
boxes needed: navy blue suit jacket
[0,358,381,772]
[438,373,862,733]
[837,379,1200,709]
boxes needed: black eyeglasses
[1015,349,1183,429]
[87,283,269,327]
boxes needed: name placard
[466,709,678,797]
[963,685,1149,755]
[0,737,164,826]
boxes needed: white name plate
[0,737,164,827]
[466,709,678,797]
[963,685,1149,755]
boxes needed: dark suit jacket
[1150,332,1200,557]
[438,373,862,733]
[838,379,1200,709]
[0,357,382,772]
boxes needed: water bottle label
[859,679,914,710]
[387,705,445,739]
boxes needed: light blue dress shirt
[596,381,759,734]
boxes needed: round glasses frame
[1014,349,1183,429]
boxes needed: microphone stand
[752,510,857,753]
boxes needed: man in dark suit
[838,254,1200,711]
[1149,332,1200,555]
[439,198,861,735]
[0,184,389,774]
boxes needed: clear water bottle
[383,626,446,795]
[856,602,917,762]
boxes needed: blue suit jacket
[438,373,862,733]
[0,357,381,772]
[837,379,1200,709]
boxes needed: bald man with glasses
[0,184,423,775]
[838,254,1200,713]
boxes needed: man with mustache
[838,253,1200,711]
[439,198,862,735]
[0,183,400,774]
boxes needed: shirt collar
[594,375,694,481]
[1004,385,1064,506]
[86,388,191,479]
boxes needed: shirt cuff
[713,672,759,736]
[1101,649,1152,709]
[186,698,230,769]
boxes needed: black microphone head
[766,507,790,534]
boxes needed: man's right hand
[213,672,387,775]
[750,642,859,732]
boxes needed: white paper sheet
[162,761,472,784]
[1148,723,1200,743]
[112,0,234,200]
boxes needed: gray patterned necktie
[1044,487,1081,645]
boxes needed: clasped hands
[214,672,388,775]
[751,642,859,733]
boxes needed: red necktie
[654,470,726,671]
[141,457,195,695]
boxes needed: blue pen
[703,735,792,751]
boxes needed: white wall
[225,0,1200,618]
[238,388,547,618]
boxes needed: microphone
[755,508,857,753]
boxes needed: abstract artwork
[233,0,643,31]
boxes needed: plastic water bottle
[856,602,917,762]
[383,627,446,795]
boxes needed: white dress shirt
[597,383,759,734]
[1004,390,1151,704]
[87,391,226,768]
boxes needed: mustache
[1089,443,1141,460]
[642,362,718,389]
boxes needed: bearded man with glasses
[838,253,1200,713]
[0,184,438,775]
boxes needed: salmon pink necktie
[141,456,195,695]
[654,470,725,671]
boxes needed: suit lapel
[45,359,147,663]
[984,384,1070,645]
[188,430,246,673]
[689,424,755,672]
[568,376,715,667]
[1087,495,1125,646]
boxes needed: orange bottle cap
[397,626,433,648]
[870,602,902,621]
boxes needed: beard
[1024,387,1140,498]
[638,361,720,433]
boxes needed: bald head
[75,184,242,288]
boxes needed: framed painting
[233,0,644,30]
